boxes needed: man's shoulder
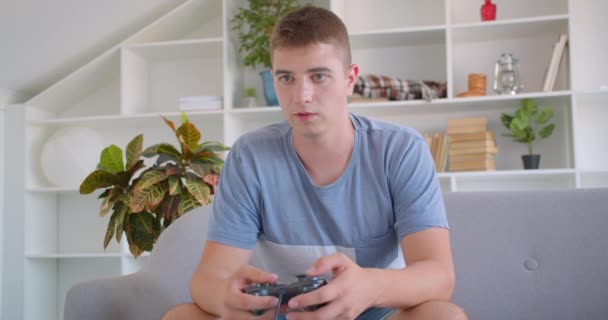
[233,121,291,151]
[351,113,424,144]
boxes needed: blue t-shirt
[208,113,448,281]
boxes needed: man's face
[272,43,358,138]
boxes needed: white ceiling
[0,0,186,102]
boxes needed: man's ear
[346,64,359,95]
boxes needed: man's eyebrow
[307,67,332,73]
[274,69,292,75]
[273,67,333,75]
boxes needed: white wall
[1,89,24,320]
[0,104,5,318]
[1,105,25,320]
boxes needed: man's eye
[278,75,293,83]
[312,74,326,81]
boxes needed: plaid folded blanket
[354,74,447,102]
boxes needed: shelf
[452,14,568,43]
[450,0,568,25]
[26,186,79,193]
[335,0,445,33]
[121,38,223,115]
[452,169,577,192]
[438,168,576,179]
[349,25,446,48]
[230,106,282,114]
[26,50,121,117]
[27,110,224,128]
[451,15,571,95]
[451,14,569,31]
[349,91,571,115]
[26,252,122,259]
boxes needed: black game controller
[243,275,328,319]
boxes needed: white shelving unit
[10,0,607,319]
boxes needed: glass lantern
[493,53,523,95]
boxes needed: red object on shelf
[481,0,496,21]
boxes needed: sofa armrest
[64,269,192,320]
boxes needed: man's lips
[294,112,318,121]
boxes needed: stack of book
[446,117,498,172]
[423,132,450,173]
[179,96,223,111]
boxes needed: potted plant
[501,98,555,169]
[244,87,257,108]
[231,0,301,106]
[79,113,229,257]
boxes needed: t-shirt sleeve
[391,135,448,241]
[207,141,261,249]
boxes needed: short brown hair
[270,6,351,68]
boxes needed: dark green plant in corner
[501,98,555,155]
[231,0,301,69]
[79,114,229,257]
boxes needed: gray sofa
[64,189,608,320]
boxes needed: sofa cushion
[445,189,608,320]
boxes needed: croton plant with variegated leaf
[79,113,229,257]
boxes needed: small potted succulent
[79,113,229,257]
[244,87,257,108]
[231,0,301,106]
[501,98,555,169]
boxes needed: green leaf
[98,145,124,174]
[521,98,538,115]
[129,183,168,213]
[157,144,182,163]
[511,116,529,132]
[80,170,119,194]
[126,134,144,170]
[190,161,213,177]
[184,173,211,205]
[539,123,555,139]
[142,143,182,164]
[162,195,181,220]
[500,113,513,129]
[193,154,224,166]
[114,203,128,243]
[99,195,113,217]
[212,163,224,174]
[103,212,117,249]
[536,108,554,124]
[98,188,111,199]
[181,112,189,124]
[129,212,159,252]
[161,115,177,134]
[177,122,201,150]
[195,141,230,153]
[134,170,169,192]
[178,191,200,216]
[168,176,183,195]
[164,163,184,176]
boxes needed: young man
[163,6,466,320]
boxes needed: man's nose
[295,79,313,104]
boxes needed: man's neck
[293,115,355,186]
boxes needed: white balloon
[41,127,105,187]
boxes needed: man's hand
[286,253,380,320]
[221,265,280,320]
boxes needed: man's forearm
[190,271,229,316]
[367,260,455,309]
